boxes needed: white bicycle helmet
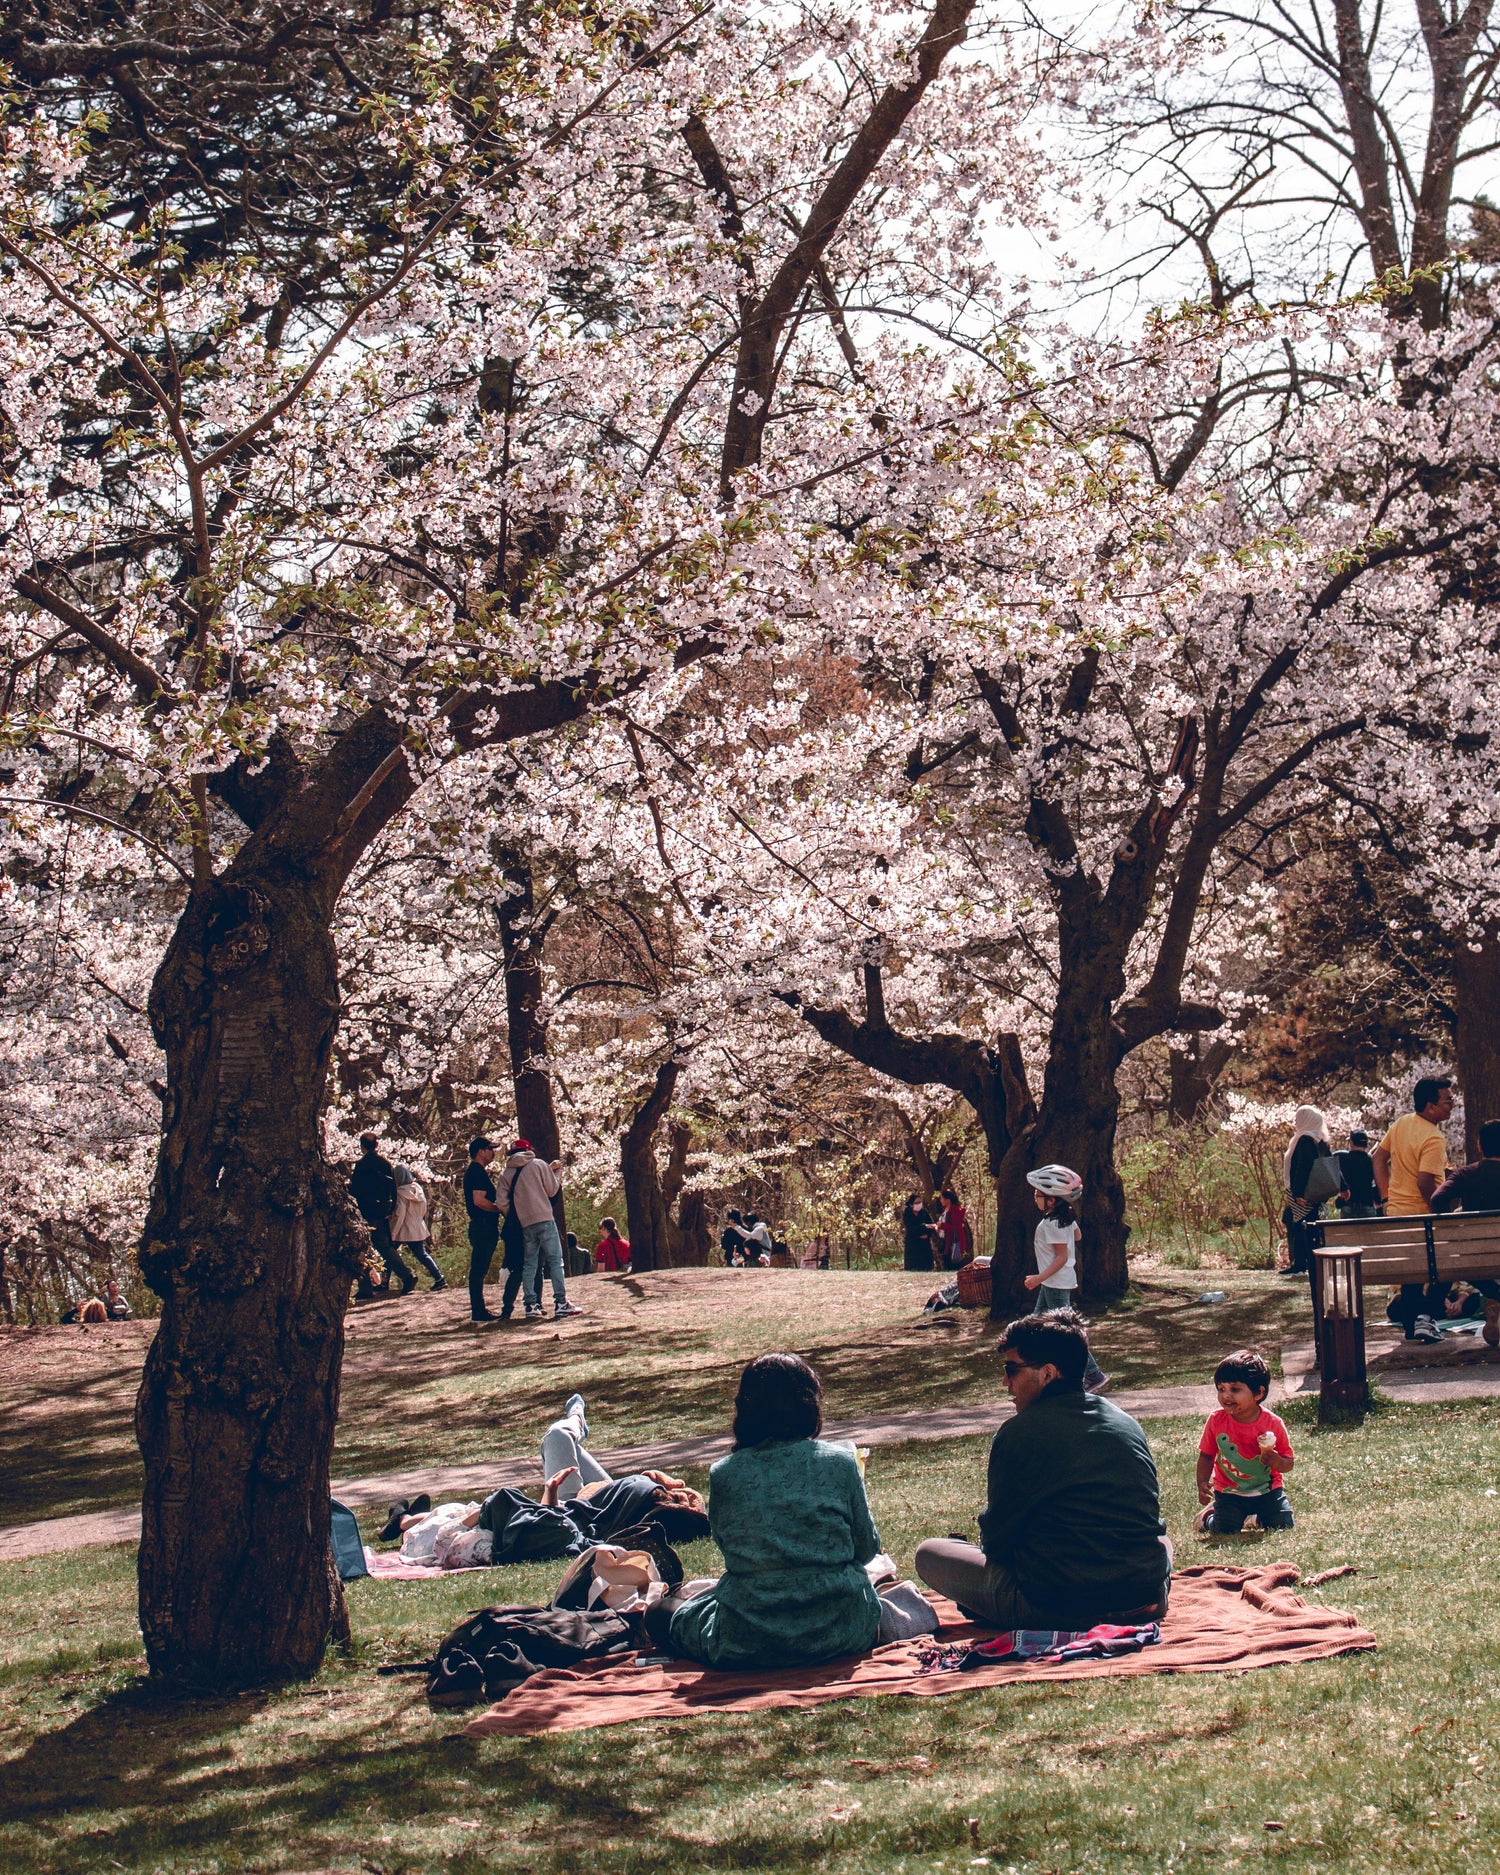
[1026,1163,1084,1199]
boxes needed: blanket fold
[462,1562,1375,1738]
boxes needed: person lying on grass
[380,1393,705,1563]
[1193,1348,1295,1536]
[915,1308,1172,1629]
[643,1352,883,1668]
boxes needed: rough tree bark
[134,696,589,1684]
[494,847,566,1235]
[1452,936,1500,1162]
[622,1059,683,1270]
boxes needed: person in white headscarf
[1282,1106,1341,1274]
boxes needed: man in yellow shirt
[1375,1077,1461,1342]
[1374,1078,1454,1216]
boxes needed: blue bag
[330,1499,369,1580]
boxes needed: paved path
[9,1357,1495,1565]
[0,1382,1221,1563]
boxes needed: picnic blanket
[365,1548,487,1580]
[462,1562,1374,1737]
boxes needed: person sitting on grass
[1193,1348,1295,1535]
[914,1309,1171,1629]
[644,1353,882,1668]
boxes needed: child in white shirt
[1023,1164,1109,1393]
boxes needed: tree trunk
[494,849,566,1236]
[1168,1034,1234,1124]
[990,980,1129,1316]
[134,693,594,1686]
[1452,935,1500,1162]
[622,1060,682,1271]
[675,1187,713,1265]
[136,870,365,1683]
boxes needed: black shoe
[400,1279,417,1296]
[378,1500,411,1542]
[408,1492,431,1516]
[470,1311,500,1326]
[431,1277,447,1291]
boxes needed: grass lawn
[1,1267,1311,1528]
[4,1394,1499,1873]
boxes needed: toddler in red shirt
[1194,1347,1295,1534]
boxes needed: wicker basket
[956,1259,992,1310]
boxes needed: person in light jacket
[499,1138,583,1320]
[391,1165,445,1290]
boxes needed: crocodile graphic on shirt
[1215,1432,1274,1495]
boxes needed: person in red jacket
[594,1218,632,1272]
[935,1188,973,1270]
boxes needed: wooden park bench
[1306,1210,1500,1404]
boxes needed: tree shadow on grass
[0,1668,924,1875]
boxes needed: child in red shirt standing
[1194,1348,1296,1534]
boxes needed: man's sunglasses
[1001,1359,1034,1377]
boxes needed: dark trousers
[371,1221,415,1290]
[1206,1489,1294,1533]
[913,1536,1171,1628]
[467,1231,523,1318]
[401,1241,444,1286]
[1389,1277,1500,1336]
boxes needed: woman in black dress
[901,1193,937,1271]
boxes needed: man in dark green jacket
[916,1309,1171,1628]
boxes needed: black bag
[499,1164,526,1270]
[425,1603,639,1708]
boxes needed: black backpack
[423,1603,640,1708]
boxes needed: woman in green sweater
[648,1353,882,1669]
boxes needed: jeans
[523,1218,567,1309]
[371,1221,415,1290]
[399,1240,444,1285]
[1206,1489,1294,1533]
[1032,1286,1105,1385]
[540,1405,612,1501]
[914,1536,1171,1628]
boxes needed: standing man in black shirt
[1335,1130,1381,1219]
[350,1133,415,1295]
[464,1137,525,1326]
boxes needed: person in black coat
[901,1193,937,1271]
[349,1133,416,1294]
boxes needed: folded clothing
[957,1622,1160,1669]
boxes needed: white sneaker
[554,1300,584,1319]
[524,1305,545,1322]
[1413,1314,1441,1343]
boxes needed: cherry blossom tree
[0,0,1030,1678]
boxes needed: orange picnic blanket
[462,1562,1374,1737]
